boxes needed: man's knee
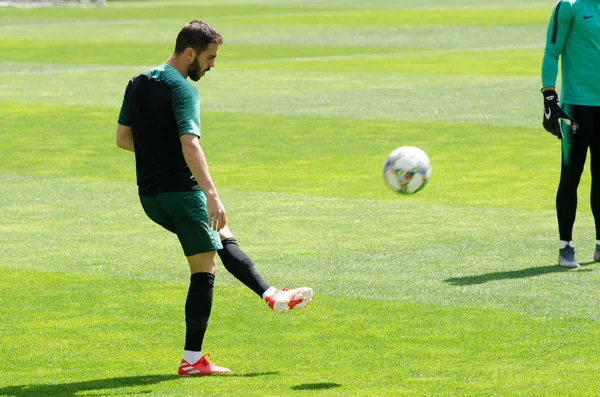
[186,251,217,274]
[219,225,233,241]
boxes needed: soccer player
[115,20,313,375]
[541,0,600,268]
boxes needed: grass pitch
[2,1,600,396]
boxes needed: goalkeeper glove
[542,89,571,139]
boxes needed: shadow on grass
[230,371,279,377]
[0,371,281,397]
[0,375,179,397]
[445,263,594,286]
[291,382,342,391]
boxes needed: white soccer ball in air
[382,146,431,194]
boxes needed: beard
[188,57,203,81]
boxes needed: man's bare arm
[180,134,226,230]
[116,124,134,152]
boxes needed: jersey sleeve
[172,83,201,137]
[117,81,131,126]
[541,1,574,88]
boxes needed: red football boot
[265,287,313,313]
[178,354,231,376]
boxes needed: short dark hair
[174,20,223,54]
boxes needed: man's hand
[542,89,571,139]
[206,194,226,231]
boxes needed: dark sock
[217,238,270,297]
[184,272,214,352]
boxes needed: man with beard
[116,20,313,376]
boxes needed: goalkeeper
[541,0,600,268]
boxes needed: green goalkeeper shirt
[541,0,600,106]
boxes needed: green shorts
[140,190,222,256]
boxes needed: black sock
[217,238,271,297]
[184,272,214,352]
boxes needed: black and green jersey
[542,0,600,106]
[118,64,201,195]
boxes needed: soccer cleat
[558,246,580,268]
[178,354,231,376]
[594,244,600,262]
[265,287,313,313]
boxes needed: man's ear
[183,47,195,63]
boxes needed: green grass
[2,0,600,396]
